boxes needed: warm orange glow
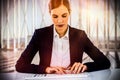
[1,0,118,49]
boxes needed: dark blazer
[15,24,110,74]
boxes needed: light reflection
[1,0,118,50]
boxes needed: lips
[57,24,64,27]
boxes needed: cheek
[64,18,69,22]
[52,18,57,24]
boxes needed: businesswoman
[16,0,110,74]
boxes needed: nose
[57,19,63,23]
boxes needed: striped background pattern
[0,0,120,72]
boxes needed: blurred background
[0,0,120,72]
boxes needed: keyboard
[25,73,89,80]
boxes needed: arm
[83,31,110,72]
[15,30,46,73]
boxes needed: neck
[59,32,65,38]
[56,27,68,38]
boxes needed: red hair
[48,0,71,13]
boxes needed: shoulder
[30,25,53,39]
[69,26,87,37]
[34,25,53,36]
[70,27,84,32]
[34,25,53,34]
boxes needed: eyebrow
[52,13,68,16]
[62,13,67,15]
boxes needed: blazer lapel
[45,25,53,66]
[69,26,76,66]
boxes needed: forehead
[51,5,69,15]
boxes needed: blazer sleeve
[15,30,47,73]
[82,31,110,72]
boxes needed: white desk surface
[0,69,120,80]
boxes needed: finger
[63,66,72,74]
[49,70,56,73]
[76,64,83,74]
[49,67,59,73]
[56,67,66,74]
[46,67,55,74]
[66,65,71,70]
[73,63,81,74]
[46,68,54,73]
[51,67,64,74]
[67,66,71,70]
[70,62,77,71]
[81,65,87,72]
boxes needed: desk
[0,69,120,80]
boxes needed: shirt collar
[53,25,69,39]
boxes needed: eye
[62,14,67,18]
[52,15,58,18]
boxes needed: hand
[70,62,87,74]
[45,66,66,74]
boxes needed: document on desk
[24,73,90,80]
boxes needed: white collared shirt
[50,26,70,68]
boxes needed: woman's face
[50,5,70,34]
